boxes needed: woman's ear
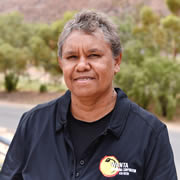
[114,53,122,74]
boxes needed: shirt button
[80,160,85,166]
[75,172,80,177]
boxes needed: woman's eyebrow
[63,51,77,56]
[87,48,103,53]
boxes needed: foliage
[0,43,16,73]
[114,63,151,109]
[0,11,75,89]
[166,0,180,15]
[114,4,180,120]
[28,11,75,77]
[161,15,180,58]
[51,11,76,42]
[141,57,180,120]
[0,12,34,48]
[0,12,32,91]
[114,57,180,120]
[0,43,29,92]
[122,39,145,65]
[140,6,160,26]
[0,8,179,120]
[133,6,163,56]
[39,84,48,93]
[28,36,52,66]
[0,43,27,74]
[113,15,135,45]
[4,73,19,92]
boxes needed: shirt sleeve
[144,126,178,180]
[0,113,27,180]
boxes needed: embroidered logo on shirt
[99,156,136,177]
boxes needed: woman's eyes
[66,54,101,60]
[66,55,78,60]
[88,54,101,58]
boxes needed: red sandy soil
[0,91,63,105]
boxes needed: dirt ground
[0,91,63,105]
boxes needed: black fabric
[0,88,177,180]
[68,110,112,164]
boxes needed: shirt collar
[56,90,71,132]
[107,88,131,138]
[55,88,131,138]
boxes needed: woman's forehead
[62,30,110,54]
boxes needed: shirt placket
[71,130,109,180]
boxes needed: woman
[0,10,177,180]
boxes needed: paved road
[0,103,32,131]
[0,103,179,178]
[169,131,180,178]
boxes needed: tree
[122,39,145,66]
[0,43,28,91]
[28,36,52,66]
[133,6,163,56]
[28,30,62,80]
[30,11,75,78]
[114,57,180,120]
[140,6,160,26]
[0,12,34,48]
[166,0,180,16]
[114,63,152,109]
[51,11,76,41]
[161,15,180,59]
[140,57,180,119]
[0,12,34,91]
[0,11,76,90]
[113,15,135,45]
[114,5,180,120]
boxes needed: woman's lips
[74,76,95,82]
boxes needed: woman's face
[59,30,121,99]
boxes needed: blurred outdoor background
[0,0,180,177]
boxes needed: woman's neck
[70,88,117,122]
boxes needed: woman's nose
[75,56,91,72]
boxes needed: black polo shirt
[68,108,112,166]
[0,88,177,180]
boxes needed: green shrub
[142,57,180,120]
[114,63,152,109]
[39,84,47,93]
[114,57,180,120]
[122,40,145,66]
[4,73,19,92]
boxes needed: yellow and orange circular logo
[99,156,119,177]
